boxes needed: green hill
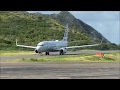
[43,11,110,43]
[0,11,118,50]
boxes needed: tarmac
[0,50,120,79]
[0,62,119,79]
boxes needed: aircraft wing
[16,45,36,49]
[66,39,103,49]
[66,44,100,49]
[16,39,36,49]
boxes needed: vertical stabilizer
[62,23,68,41]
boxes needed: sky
[28,11,120,45]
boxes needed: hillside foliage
[0,11,119,50]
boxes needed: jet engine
[59,48,67,55]
[35,49,38,53]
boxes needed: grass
[9,52,120,62]
[0,50,34,56]
[0,49,95,56]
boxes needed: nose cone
[37,46,40,50]
[36,42,45,52]
[35,46,41,53]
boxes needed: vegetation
[9,52,120,62]
[0,11,119,51]
[0,50,34,56]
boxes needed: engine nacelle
[60,48,67,53]
[35,49,38,53]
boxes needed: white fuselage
[36,40,68,52]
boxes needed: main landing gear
[59,50,64,55]
[38,52,49,55]
[45,52,49,55]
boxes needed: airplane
[16,23,102,55]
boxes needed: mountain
[44,11,110,43]
[0,11,111,50]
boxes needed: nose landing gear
[35,49,38,53]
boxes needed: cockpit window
[37,44,44,46]
[40,45,43,46]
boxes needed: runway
[0,62,119,79]
[1,50,119,61]
[0,50,119,79]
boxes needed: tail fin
[62,23,68,41]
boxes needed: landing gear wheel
[45,52,49,55]
[59,50,64,55]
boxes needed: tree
[100,44,110,50]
